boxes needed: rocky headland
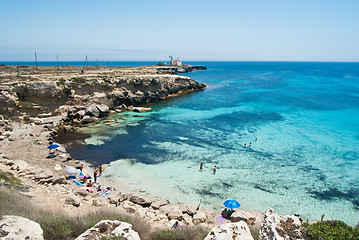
[0,64,312,239]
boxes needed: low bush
[302,220,359,240]
[0,170,22,186]
[18,101,33,108]
[146,227,208,240]
[56,78,66,86]
[71,77,86,83]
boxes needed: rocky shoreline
[0,65,306,239]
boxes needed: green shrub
[0,170,22,186]
[18,101,33,108]
[302,220,359,240]
[71,77,86,83]
[56,78,66,86]
[23,115,30,122]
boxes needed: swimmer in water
[200,162,203,170]
[213,165,217,174]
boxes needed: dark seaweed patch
[309,187,359,210]
[254,184,275,193]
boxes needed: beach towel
[97,189,111,197]
[101,190,111,197]
[72,180,86,186]
[216,216,226,223]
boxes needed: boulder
[193,211,207,225]
[188,203,200,216]
[231,209,264,230]
[82,115,98,124]
[34,169,53,181]
[205,221,254,240]
[11,160,30,172]
[52,176,67,185]
[66,194,81,207]
[151,199,170,209]
[259,208,303,240]
[85,104,100,117]
[76,220,140,240]
[133,107,152,113]
[92,198,107,207]
[121,201,137,214]
[167,209,183,220]
[129,194,152,207]
[0,215,44,240]
[96,104,110,117]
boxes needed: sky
[1,0,359,61]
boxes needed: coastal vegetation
[302,221,359,239]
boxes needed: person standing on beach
[94,170,97,183]
[200,163,203,170]
[213,165,217,174]
[98,165,102,176]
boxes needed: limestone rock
[34,169,53,181]
[130,194,152,207]
[11,160,30,172]
[151,199,170,209]
[76,220,140,240]
[259,208,303,240]
[188,203,200,216]
[231,209,264,230]
[133,107,152,113]
[82,115,98,124]
[85,104,100,117]
[193,210,207,225]
[167,209,183,220]
[0,215,44,240]
[205,221,254,240]
[96,104,110,117]
[52,176,67,185]
[66,194,81,207]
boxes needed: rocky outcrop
[259,208,303,240]
[231,209,265,231]
[0,215,44,240]
[205,221,254,240]
[0,69,207,120]
[75,220,140,240]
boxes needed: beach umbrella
[75,171,88,178]
[65,167,80,174]
[47,144,60,149]
[223,200,240,209]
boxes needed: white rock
[66,194,81,207]
[259,208,302,240]
[193,211,207,225]
[151,198,169,209]
[0,215,44,240]
[205,221,253,240]
[76,220,140,240]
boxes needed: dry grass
[0,188,210,240]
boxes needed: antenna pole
[35,52,38,70]
[56,53,59,71]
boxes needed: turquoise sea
[7,61,358,225]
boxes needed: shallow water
[62,61,359,226]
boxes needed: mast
[35,52,38,70]
[82,55,88,71]
[56,53,59,71]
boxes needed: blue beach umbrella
[47,144,60,149]
[223,200,240,209]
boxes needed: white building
[169,56,182,66]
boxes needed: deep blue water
[50,61,359,225]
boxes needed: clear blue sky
[1,0,359,61]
